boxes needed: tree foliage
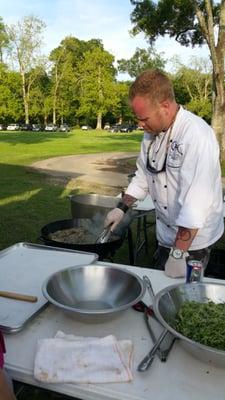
[130,0,220,46]
[77,47,119,128]
[0,17,9,63]
[6,15,46,124]
[130,0,225,159]
[117,46,166,78]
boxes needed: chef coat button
[154,199,156,202]
[167,224,170,227]
[153,180,155,183]
[152,159,155,163]
[156,216,159,220]
[164,185,167,188]
[164,206,167,209]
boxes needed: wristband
[117,201,129,213]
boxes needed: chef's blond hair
[129,69,175,104]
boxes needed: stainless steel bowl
[42,264,145,322]
[154,282,225,367]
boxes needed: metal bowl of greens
[153,282,225,367]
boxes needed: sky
[1,0,209,79]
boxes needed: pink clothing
[0,331,6,368]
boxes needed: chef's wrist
[170,247,189,259]
[117,201,129,214]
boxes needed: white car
[45,124,58,132]
[81,125,92,130]
[7,123,20,131]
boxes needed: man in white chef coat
[104,69,224,278]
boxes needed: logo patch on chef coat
[167,140,184,167]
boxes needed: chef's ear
[159,99,170,111]
[159,99,172,118]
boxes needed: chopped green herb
[174,301,225,351]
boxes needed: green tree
[130,0,225,158]
[77,47,119,129]
[171,57,212,122]
[49,36,104,125]
[117,46,166,78]
[0,17,9,63]
[29,67,51,124]
[0,63,23,123]
[6,15,46,124]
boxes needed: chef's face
[131,95,168,135]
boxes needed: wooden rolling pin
[0,291,38,303]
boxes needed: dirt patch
[94,157,137,174]
[30,156,137,195]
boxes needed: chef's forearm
[121,193,137,208]
[174,227,198,252]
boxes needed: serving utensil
[95,226,112,244]
[137,328,168,371]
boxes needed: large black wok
[40,218,124,260]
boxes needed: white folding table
[3,246,225,400]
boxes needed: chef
[104,69,224,278]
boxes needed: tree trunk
[96,112,102,129]
[211,94,225,160]
[21,71,29,124]
[194,0,225,160]
[211,57,225,161]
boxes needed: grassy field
[0,129,143,252]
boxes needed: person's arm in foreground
[0,369,16,400]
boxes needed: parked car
[103,123,110,130]
[45,123,58,132]
[109,125,121,133]
[58,123,70,132]
[32,124,43,132]
[20,124,33,131]
[0,124,5,130]
[7,123,20,131]
[119,124,136,133]
[81,125,92,130]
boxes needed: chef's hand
[164,255,187,278]
[104,208,124,232]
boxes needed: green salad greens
[175,301,225,351]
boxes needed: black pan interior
[40,218,124,260]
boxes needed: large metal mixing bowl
[42,264,145,322]
[154,282,225,367]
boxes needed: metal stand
[127,210,155,265]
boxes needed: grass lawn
[0,129,144,254]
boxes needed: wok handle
[0,291,38,303]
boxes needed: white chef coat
[126,106,224,250]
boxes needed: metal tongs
[95,226,112,244]
[136,276,176,371]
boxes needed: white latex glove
[164,255,187,278]
[104,208,124,232]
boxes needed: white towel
[34,331,133,384]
